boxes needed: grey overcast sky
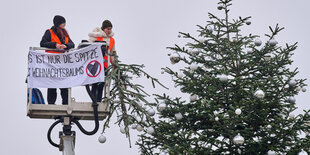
[0,0,309,154]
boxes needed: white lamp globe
[190,94,197,102]
[146,126,155,134]
[98,135,107,143]
[147,108,155,116]
[267,150,276,155]
[254,89,265,99]
[254,39,262,46]
[157,103,166,112]
[233,133,244,144]
[207,26,213,33]
[170,53,180,64]
[177,72,184,78]
[189,64,198,71]
[120,126,127,134]
[219,74,228,82]
[235,108,242,115]
[298,149,308,155]
[289,80,297,87]
[131,123,137,129]
[175,113,183,120]
[136,124,143,132]
[268,39,278,46]
[288,96,296,103]
[199,38,205,43]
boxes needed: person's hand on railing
[56,44,67,49]
[56,44,61,49]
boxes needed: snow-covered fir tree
[137,0,310,154]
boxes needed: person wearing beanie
[88,20,116,56]
[88,20,116,102]
[101,20,113,31]
[40,15,75,50]
[40,15,75,105]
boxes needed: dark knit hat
[101,20,113,30]
[53,15,66,27]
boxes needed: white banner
[27,43,105,88]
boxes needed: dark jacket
[40,26,75,50]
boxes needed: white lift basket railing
[26,87,109,120]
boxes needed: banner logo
[86,60,102,77]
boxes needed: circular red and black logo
[86,60,102,77]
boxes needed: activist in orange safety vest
[40,15,75,105]
[88,20,116,69]
[88,20,116,102]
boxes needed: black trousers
[47,88,68,105]
[91,82,105,102]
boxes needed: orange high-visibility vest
[96,37,115,68]
[46,29,69,53]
